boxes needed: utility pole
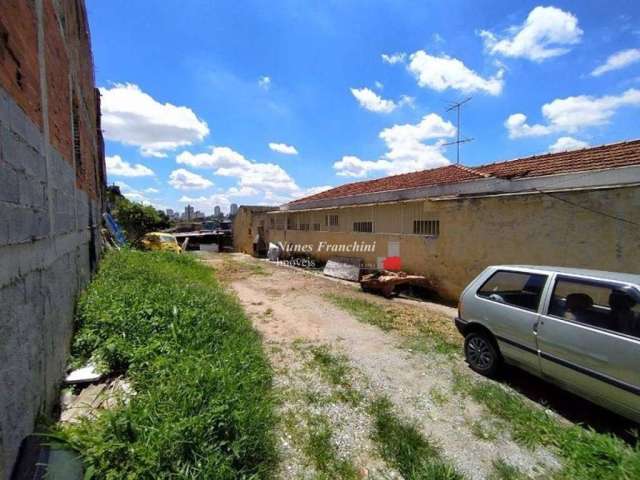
[444,97,473,164]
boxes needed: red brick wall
[0,0,104,201]
[0,1,42,128]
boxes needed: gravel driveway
[200,253,561,479]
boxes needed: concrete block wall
[0,1,104,477]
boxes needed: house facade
[261,141,640,301]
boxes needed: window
[312,223,321,231]
[548,277,640,339]
[413,220,439,236]
[325,214,339,227]
[299,223,310,231]
[287,217,297,230]
[477,270,547,311]
[353,221,373,233]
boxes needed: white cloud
[144,187,160,193]
[374,81,384,90]
[506,88,640,138]
[549,137,590,153]
[591,49,640,77]
[105,155,154,177]
[258,76,271,90]
[480,6,582,62]
[177,146,299,193]
[333,113,456,177]
[350,87,397,113]
[169,168,214,190]
[269,142,298,155]
[407,50,504,95]
[381,52,407,64]
[99,83,209,157]
[350,87,414,113]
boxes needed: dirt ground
[198,252,627,479]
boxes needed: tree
[106,186,170,244]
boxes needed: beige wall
[233,208,273,254]
[264,186,640,302]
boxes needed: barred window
[287,217,297,230]
[353,221,373,233]
[325,214,339,226]
[312,223,321,231]
[413,220,439,236]
[299,223,310,231]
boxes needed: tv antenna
[443,97,473,164]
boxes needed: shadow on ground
[494,364,639,446]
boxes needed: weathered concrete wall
[267,186,640,301]
[233,207,276,254]
[0,1,104,476]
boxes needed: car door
[473,269,549,374]
[537,275,640,419]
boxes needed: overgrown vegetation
[106,185,171,244]
[324,293,460,355]
[57,250,276,479]
[369,397,465,480]
[453,369,640,480]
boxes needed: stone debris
[60,377,132,424]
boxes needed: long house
[239,140,640,301]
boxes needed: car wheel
[464,331,501,377]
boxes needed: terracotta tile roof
[474,139,640,179]
[288,139,640,206]
[289,164,485,205]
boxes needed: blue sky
[88,1,640,214]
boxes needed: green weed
[488,459,529,480]
[56,250,277,479]
[369,397,465,480]
[454,370,640,480]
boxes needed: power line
[443,97,473,164]
[535,189,640,227]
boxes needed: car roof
[490,265,640,285]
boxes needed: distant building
[166,208,174,217]
[230,203,238,216]
[214,205,222,217]
[194,210,205,220]
[184,204,194,221]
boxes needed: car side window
[548,277,640,339]
[477,271,547,311]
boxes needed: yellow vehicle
[140,232,182,253]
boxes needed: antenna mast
[444,97,473,164]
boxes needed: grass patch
[324,294,395,331]
[324,293,460,356]
[429,386,449,407]
[369,397,465,480]
[56,250,276,479]
[302,415,360,480]
[454,370,640,480]
[468,418,500,442]
[307,345,363,406]
[219,257,270,280]
[488,459,529,480]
